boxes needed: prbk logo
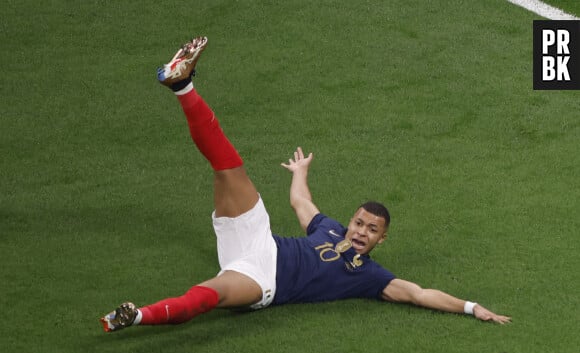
[533,20,580,90]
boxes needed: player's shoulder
[307,213,346,236]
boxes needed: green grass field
[1,1,579,352]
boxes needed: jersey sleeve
[369,265,397,299]
[305,213,326,235]
[306,213,346,235]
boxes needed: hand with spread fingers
[281,147,313,173]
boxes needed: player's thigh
[199,270,262,308]
[213,168,259,218]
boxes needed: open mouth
[351,238,366,250]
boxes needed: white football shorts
[212,196,277,309]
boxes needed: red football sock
[178,89,243,171]
[138,286,219,325]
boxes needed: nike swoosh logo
[329,230,343,238]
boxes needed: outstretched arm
[382,279,511,324]
[281,147,320,232]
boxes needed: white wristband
[464,301,477,315]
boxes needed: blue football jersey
[272,213,396,305]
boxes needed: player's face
[345,208,387,255]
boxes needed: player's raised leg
[100,37,263,333]
[157,35,265,310]
[158,36,259,218]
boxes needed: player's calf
[99,286,219,332]
[156,36,243,171]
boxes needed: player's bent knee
[199,271,262,308]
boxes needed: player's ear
[378,234,386,244]
[378,227,388,244]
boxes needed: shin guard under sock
[177,88,243,171]
[138,286,219,325]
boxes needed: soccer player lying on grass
[100,36,511,332]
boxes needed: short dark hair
[359,201,390,227]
